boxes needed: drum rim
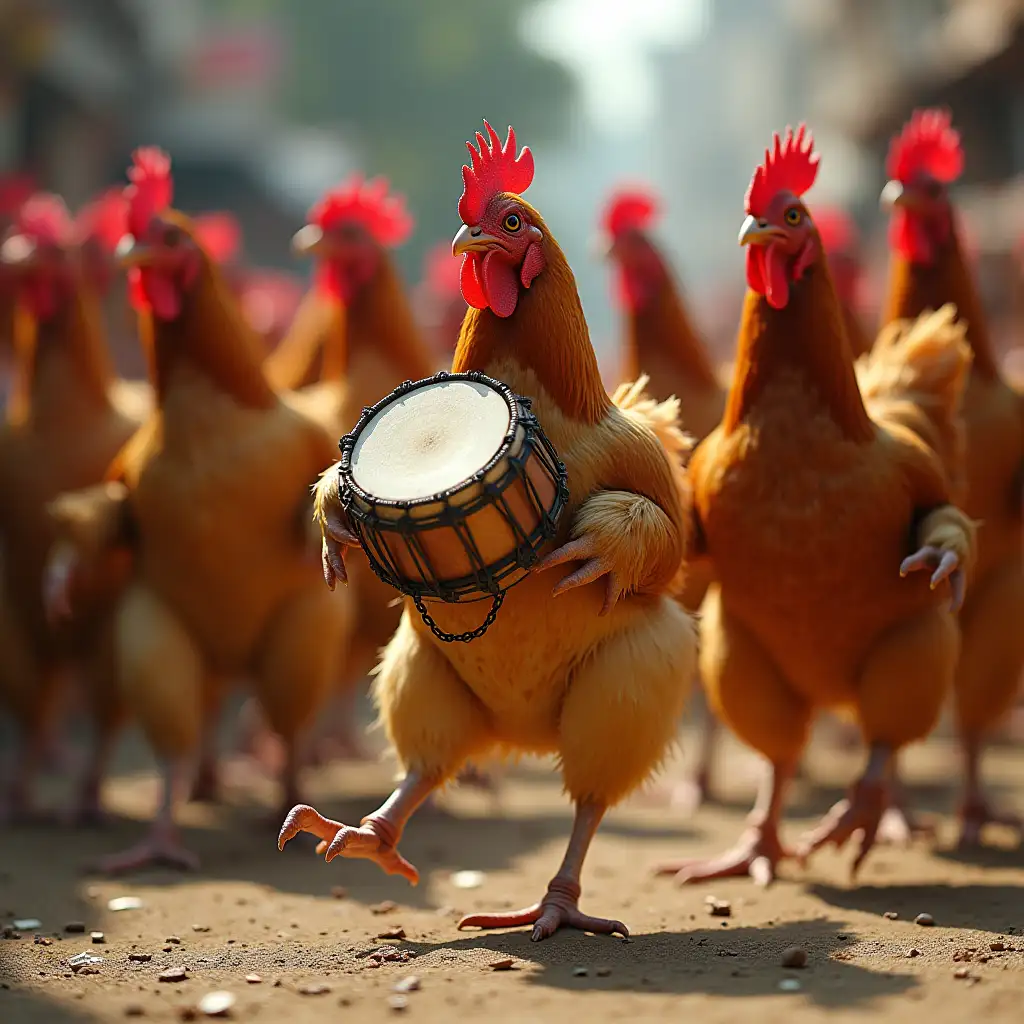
[338,370,522,509]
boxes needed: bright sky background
[524,0,706,132]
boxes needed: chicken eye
[503,212,522,233]
[162,225,184,247]
[784,207,802,226]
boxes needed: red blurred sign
[188,26,282,89]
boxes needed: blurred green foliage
[210,0,575,279]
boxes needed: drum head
[351,379,512,502]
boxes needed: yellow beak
[880,179,908,211]
[452,223,501,257]
[291,223,326,257]
[115,234,155,268]
[738,214,786,247]
[0,233,38,268]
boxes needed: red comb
[458,121,534,224]
[886,108,963,184]
[602,187,659,238]
[125,146,172,238]
[0,174,35,217]
[423,240,463,298]
[16,193,72,247]
[309,175,412,247]
[813,206,859,254]
[194,212,241,263]
[76,189,129,252]
[745,124,819,218]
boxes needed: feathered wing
[856,303,972,495]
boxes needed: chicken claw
[535,535,620,615]
[278,804,419,884]
[796,776,887,877]
[900,544,964,611]
[958,799,1023,849]
[458,877,628,943]
[320,507,358,591]
[655,824,789,887]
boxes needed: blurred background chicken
[45,149,351,871]
[0,191,149,821]
[877,109,1024,848]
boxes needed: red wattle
[460,253,488,309]
[763,243,790,310]
[890,210,933,265]
[481,250,519,318]
[745,247,766,295]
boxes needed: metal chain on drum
[413,592,505,643]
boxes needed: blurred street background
[3,0,1022,376]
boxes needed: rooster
[279,122,697,941]
[878,109,1024,847]
[656,126,975,885]
[44,149,351,871]
[0,193,146,820]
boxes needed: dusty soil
[1,717,1022,1024]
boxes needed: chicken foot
[278,770,435,883]
[94,760,199,873]
[459,800,627,942]
[797,742,892,875]
[958,736,1022,848]
[875,762,936,846]
[655,760,794,886]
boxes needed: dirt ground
[1,713,1022,1024]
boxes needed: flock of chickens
[0,107,1021,946]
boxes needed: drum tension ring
[413,592,505,643]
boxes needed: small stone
[393,976,420,993]
[162,946,173,953]
[1,927,21,939]
[883,911,899,921]
[915,913,935,927]
[77,966,101,976]
[990,942,1006,952]
[65,921,86,934]
[159,967,188,983]
[91,932,106,944]
[109,897,144,912]
[245,974,261,984]
[370,901,398,915]
[192,924,210,933]
[388,994,409,1012]
[596,967,612,977]
[705,896,732,918]
[166,936,182,945]
[781,947,808,969]
[298,982,331,996]
[13,918,41,930]
[179,1010,198,1022]
[197,990,235,1016]
[572,966,588,977]
[34,935,52,946]
[778,978,802,992]
[129,954,152,963]
[450,870,486,890]
[954,967,971,980]
[377,928,406,940]
[124,1005,145,1017]
[906,948,922,958]
[488,958,516,971]
[331,886,348,900]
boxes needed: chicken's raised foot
[279,804,420,882]
[654,823,789,886]
[535,534,620,615]
[958,799,1023,849]
[459,877,628,942]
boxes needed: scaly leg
[797,742,891,875]
[876,757,935,846]
[188,689,224,804]
[95,760,199,873]
[958,736,1022,848]
[278,770,436,883]
[459,800,628,942]
[655,759,794,886]
[67,724,118,827]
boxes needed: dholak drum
[338,370,569,643]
